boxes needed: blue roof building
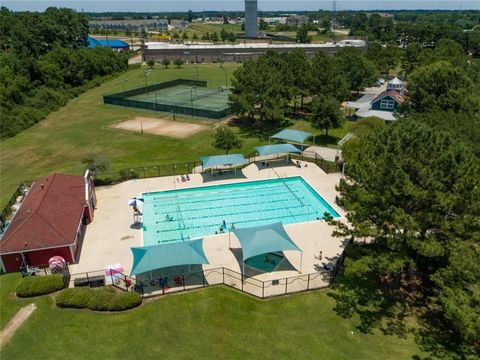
[87,36,129,51]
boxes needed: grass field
[0,63,351,208]
[0,273,425,359]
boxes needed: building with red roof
[0,173,96,272]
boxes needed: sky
[2,0,479,12]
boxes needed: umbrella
[128,197,144,207]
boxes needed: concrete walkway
[0,303,37,347]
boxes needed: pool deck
[69,159,348,291]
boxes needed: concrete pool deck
[68,159,348,290]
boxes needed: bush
[88,286,116,311]
[55,286,142,311]
[109,291,142,311]
[16,274,65,298]
[55,287,92,308]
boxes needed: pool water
[142,176,340,246]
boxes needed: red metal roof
[0,174,86,254]
[372,90,406,104]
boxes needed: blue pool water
[142,176,340,246]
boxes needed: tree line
[0,7,129,138]
[229,47,378,135]
[329,39,480,360]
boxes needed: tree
[81,153,111,175]
[212,126,243,154]
[310,52,349,101]
[173,58,184,68]
[287,49,310,112]
[310,95,343,136]
[366,42,400,76]
[211,32,219,43]
[296,24,311,43]
[407,61,480,113]
[182,32,189,41]
[401,42,423,79]
[162,58,171,69]
[335,47,378,93]
[147,59,155,69]
[259,19,268,31]
[331,119,480,356]
[192,33,198,41]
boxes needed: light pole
[224,68,228,88]
[144,69,151,95]
[122,79,128,92]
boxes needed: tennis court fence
[103,78,231,119]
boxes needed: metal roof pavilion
[255,144,302,157]
[130,240,209,276]
[270,129,313,144]
[200,154,248,169]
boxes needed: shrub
[16,274,65,298]
[55,286,142,311]
[55,287,93,308]
[88,286,116,311]
[109,291,142,311]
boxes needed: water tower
[245,0,258,38]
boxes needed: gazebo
[269,129,314,148]
[232,222,303,277]
[200,154,249,175]
[130,239,209,277]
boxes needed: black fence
[93,160,199,186]
[103,78,231,119]
[69,266,335,300]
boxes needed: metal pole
[299,251,303,274]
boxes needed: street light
[224,68,228,88]
[144,69,152,95]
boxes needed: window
[380,99,395,110]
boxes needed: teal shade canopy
[201,154,248,169]
[255,144,302,157]
[270,129,313,144]
[130,239,209,275]
[233,222,301,261]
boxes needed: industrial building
[141,40,367,64]
[245,0,258,38]
[89,19,169,32]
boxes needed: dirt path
[0,303,37,347]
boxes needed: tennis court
[130,85,230,111]
[103,79,231,119]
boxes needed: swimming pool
[142,176,340,246]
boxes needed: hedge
[16,274,65,298]
[55,286,142,311]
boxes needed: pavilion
[130,239,209,277]
[232,222,303,277]
[269,129,314,148]
[200,154,249,174]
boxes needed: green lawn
[0,63,352,208]
[0,273,424,359]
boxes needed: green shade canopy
[201,154,248,169]
[255,144,302,157]
[130,239,209,276]
[270,129,313,144]
[233,222,301,262]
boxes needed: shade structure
[233,222,301,263]
[255,144,302,157]
[200,154,248,170]
[270,129,312,144]
[130,239,209,276]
